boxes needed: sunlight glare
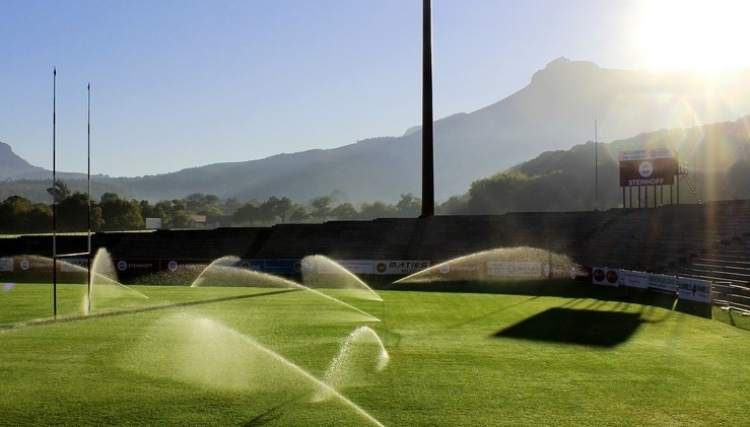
[635,0,750,74]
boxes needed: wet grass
[0,284,748,426]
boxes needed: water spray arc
[190,256,381,323]
[126,314,387,426]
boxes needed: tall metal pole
[87,83,92,314]
[594,119,598,211]
[420,0,435,217]
[52,67,58,320]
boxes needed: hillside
[3,58,750,204]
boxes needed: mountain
[0,141,47,180]
[3,58,750,204]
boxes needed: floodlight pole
[52,67,58,320]
[87,83,92,314]
[420,0,435,218]
[594,119,598,211]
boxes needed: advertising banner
[373,260,430,275]
[234,259,429,275]
[161,259,210,272]
[60,258,88,272]
[619,148,676,187]
[438,262,482,278]
[114,259,160,274]
[677,277,712,303]
[487,261,542,278]
[237,259,265,271]
[618,270,649,289]
[592,267,619,286]
[262,259,302,274]
[16,258,52,272]
[648,273,677,293]
[328,260,374,275]
[0,257,13,272]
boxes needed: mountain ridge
[3,58,750,204]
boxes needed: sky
[3,0,750,177]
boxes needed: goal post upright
[51,70,94,319]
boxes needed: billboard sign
[618,270,649,289]
[619,148,676,187]
[677,277,712,303]
[487,261,542,278]
[115,259,160,274]
[0,257,14,272]
[374,260,430,275]
[592,267,619,286]
[648,273,677,294]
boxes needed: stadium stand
[2,201,749,311]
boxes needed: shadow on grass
[390,279,679,309]
[243,393,309,427]
[493,307,643,348]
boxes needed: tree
[289,206,310,223]
[152,199,190,228]
[233,200,260,225]
[56,191,95,231]
[395,193,422,217]
[259,196,294,224]
[436,195,469,215]
[221,197,242,216]
[99,193,143,230]
[185,193,222,215]
[0,196,54,233]
[358,201,395,219]
[331,202,358,220]
[309,196,332,222]
[46,179,71,202]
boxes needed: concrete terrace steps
[105,228,265,260]
[3,199,750,301]
[252,219,419,260]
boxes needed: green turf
[0,283,748,426]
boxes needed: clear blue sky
[2,0,748,177]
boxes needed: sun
[634,0,750,74]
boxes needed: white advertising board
[332,260,375,275]
[374,260,430,275]
[618,270,649,289]
[0,257,13,272]
[648,273,677,293]
[592,267,619,287]
[677,277,712,303]
[60,258,88,272]
[486,261,542,278]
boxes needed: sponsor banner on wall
[328,260,375,275]
[262,259,302,274]
[677,277,712,303]
[16,258,52,272]
[60,258,88,272]
[374,260,430,275]
[161,259,211,272]
[438,262,482,277]
[618,270,649,289]
[592,267,619,286]
[300,259,374,275]
[237,259,264,271]
[114,259,160,274]
[487,261,542,278]
[0,257,14,272]
[648,273,677,293]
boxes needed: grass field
[0,281,748,426]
